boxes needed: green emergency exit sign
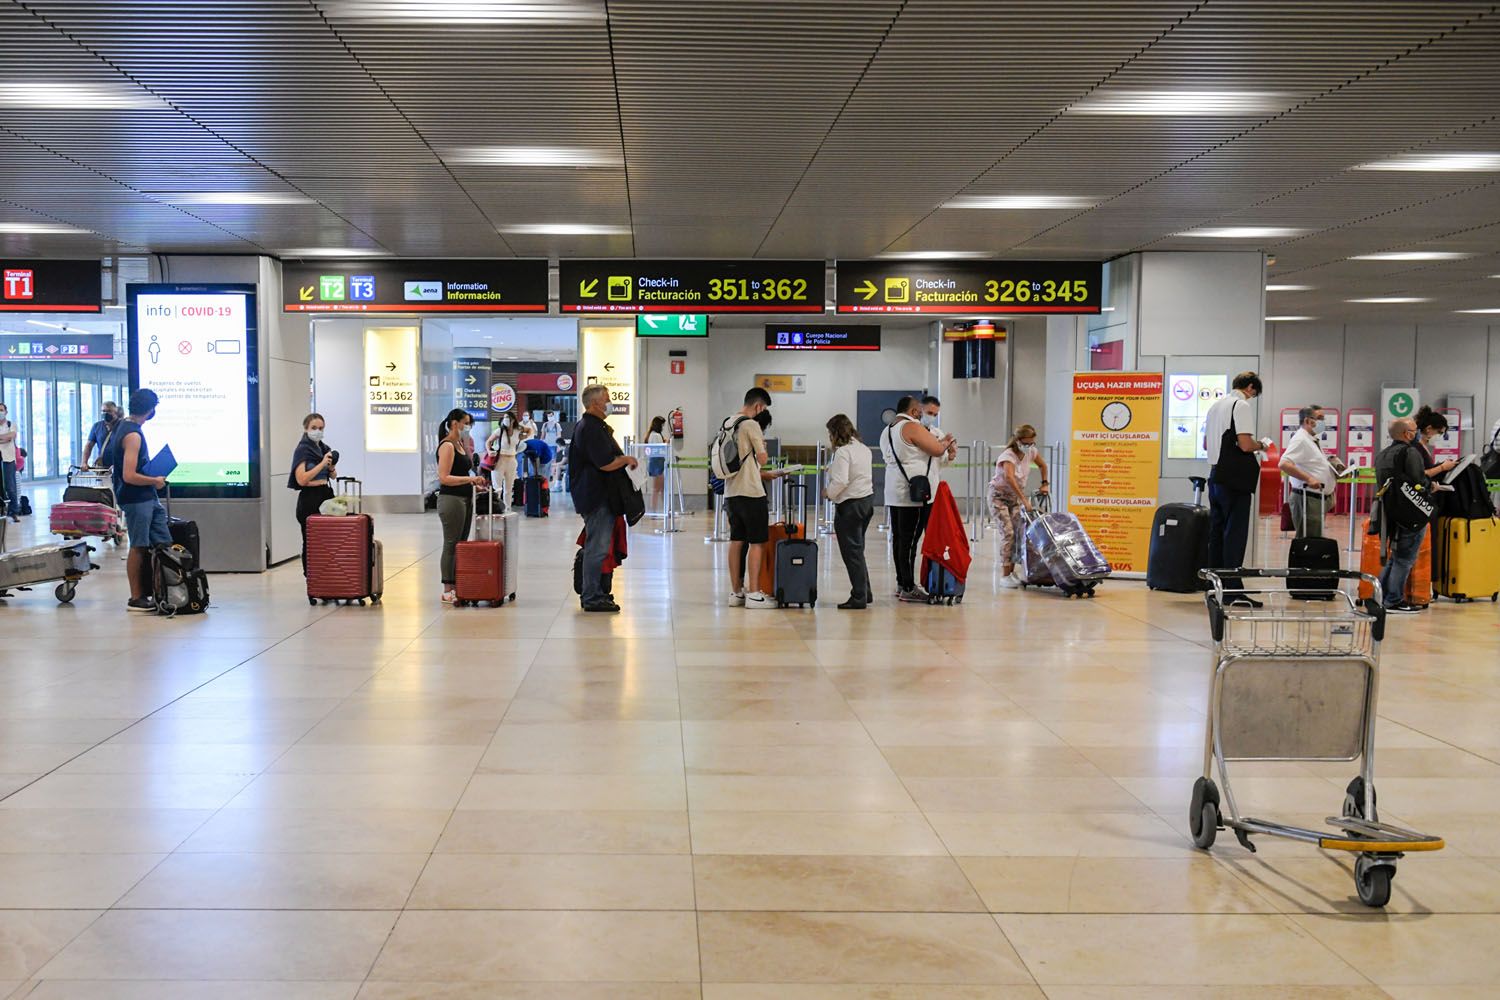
[636,314,708,337]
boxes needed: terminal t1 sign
[836,260,1102,314]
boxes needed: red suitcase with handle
[305,479,381,606]
[454,489,504,606]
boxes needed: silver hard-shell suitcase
[473,491,519,604]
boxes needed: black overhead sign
[1,333,114,360]
[0,259,102,313]
[282,258,548,313]
[836,259,1103,315]
[765,324,881,351]
[559,259,824,314]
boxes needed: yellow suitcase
[1432,516,1500,603]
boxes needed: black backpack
[153,544,209,616]
[1441,463,1496,519]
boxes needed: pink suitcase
[49,501,120,538]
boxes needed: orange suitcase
[1358,518,1431,605]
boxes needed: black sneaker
[126,597,157,613]
[582,600,620,613]
[837,599,867,610]
[1385,602,1421,614]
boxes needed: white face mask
[920,413,937,428]
[306,429,324,442]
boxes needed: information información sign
[283,259,548,313]
[127,283,259,497]
[836,259,1102,315]
[561,260,823,314]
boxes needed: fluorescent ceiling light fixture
[1354,152,1500,172]
[499,223,630,236]
[25,319,66,330]
[0,222,91,234]
[280,247,392,257]
[321,1,601,24]
[1178,226,1306,239]
[1069,90,1291,116]
[944,195,1096,210]
[1266,284,1312,291]
[877,250,994,260]
[1454,307,1500,314]
[1351,251,1472,261]
[449,145,619,167]
[1346,296,1430,304]
[0,81,167,110]
[1266,315,1315,321]
[156,191,314,205]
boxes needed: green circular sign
[1388,392,1414,417]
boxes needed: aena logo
[404,281,443,302]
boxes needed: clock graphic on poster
[1101,400,1133,430]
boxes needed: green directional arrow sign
[636,313,708,337]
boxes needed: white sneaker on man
[744,591,775,610]
[726,592,746,607]
[998,574,1020,589]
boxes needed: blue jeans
[1,460,16,516]
[1377,524,1426,609]
[1208,482,1252,589]
[580,505,616,605]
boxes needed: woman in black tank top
[436,408,487,603]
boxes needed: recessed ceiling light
[1346,297,1430,304]
[1454,307,1500,314]
[944,195,1096,210]
[876,250,994,260]
[155,192,315,205]
[1351,251,1472,261]
[1266,315,1316,321]
[500,223,630,236]
[1266,284,1313,291]
[449,146,620,167]
[279,247,392,257]
[1178,226,1306,239]
[0,222,91,234]
[0,81,167,110]
[1069,90,1291,116]
[322,1,602,23]
[1354,152,1500,172]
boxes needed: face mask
[306,429,324,443]
[1314,419,1327,435]
[920,414,937,428]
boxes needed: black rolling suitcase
[1146,476,1210,592]
[1287,489,1339,599]
[774,481,818,608]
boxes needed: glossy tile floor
[1,495,1498,998]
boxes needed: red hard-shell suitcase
[305,480,380,606]
[455,490,504,606]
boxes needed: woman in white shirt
[824,413,875,609]
[881,395,956,602]
[485,412,524,510]
[991,423,1049,588]
[645,415,669,510]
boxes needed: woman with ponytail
[436,408,488,604]
[990,423,1050,588]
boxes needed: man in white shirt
[1279,404,1343,539]
[1203,372,1271,603]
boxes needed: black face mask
[102,412,117,423]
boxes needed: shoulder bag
[1210,404,1259,494]
[885,419,933,505]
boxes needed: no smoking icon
[177,341,192,355]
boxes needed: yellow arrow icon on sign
[579,278,599,298]
[299,285,315,301]
[855,279,878,301]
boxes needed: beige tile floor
[0,494,1497,998]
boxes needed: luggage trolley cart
[65,465,127,547]
[1190,568,1443,907]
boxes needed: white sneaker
[998,574,1020,589]
[744,591,775,610]
[726,592,745,607]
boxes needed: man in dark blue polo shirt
[568,384,638,613]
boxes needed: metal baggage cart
[1190,568,1443,907]
[0,537,97,604]
[63,465,127,547]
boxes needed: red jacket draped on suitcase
[921,482,972,583]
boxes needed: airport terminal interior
[1,1,1499,997]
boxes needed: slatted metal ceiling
[1,0,1497,321]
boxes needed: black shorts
[726,495,770,544]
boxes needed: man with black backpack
[1374,418,1433,614]
[713,386,788,610]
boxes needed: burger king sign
[490,382,516,413]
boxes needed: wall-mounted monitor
[764,325,880,351]
[127,283,259,498]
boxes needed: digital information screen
[836,259,1102,315]
[127,283,259,497]
[560,260,824,314]
[1166,373,1227,461]
[765,325,880,351]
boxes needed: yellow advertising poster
[1068,372,1164,574]
[580,323,636,436]
[363,325,419,452]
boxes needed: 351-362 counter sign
[560,260,823,314]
